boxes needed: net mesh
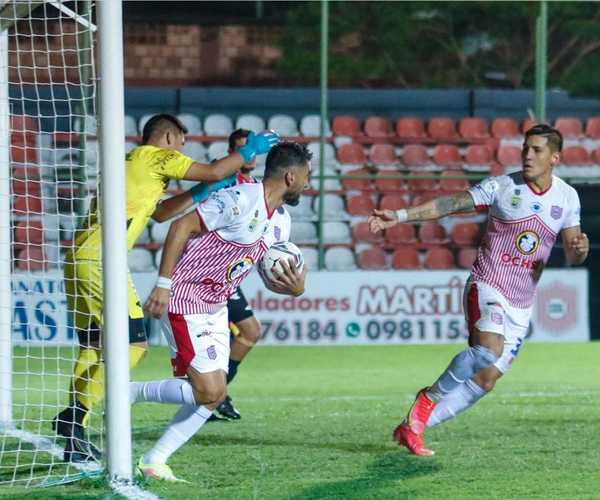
[0,0,103,487]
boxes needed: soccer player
[131,142,311,481]
[55,114,278,462]
[369,124,589,456]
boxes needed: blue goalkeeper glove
[189,175,236,203]
[238,130,280,163]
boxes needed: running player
[131,142,311,481]
[369,124,589,456]
[55,113,278,462]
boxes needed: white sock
[427,379,487,428]
[130,379,196,405]
[143,405,212,465]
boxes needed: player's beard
[283,190,301,206]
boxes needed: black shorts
[227,287,255,324]
[76,317,147,346]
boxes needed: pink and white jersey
[169,182,291,314]
[468,172,580,308]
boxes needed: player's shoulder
[272,206,291,224]
[217,182,262,214]
[552,175,579,199]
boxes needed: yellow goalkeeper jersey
[69,145,194,261]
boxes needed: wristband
[395,208,408,222]
[156,276,172,290]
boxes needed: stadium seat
[358,247,387,270]
[464,144,493,168]
[337,143,366,165]
[207,141,229,161]
[341,168,372,192]
[585,117,600,139]
[391,246,420,269]
[346,194,376,216]
[136,227,151,245]
[310,166,342,191]
[12,178,41,196]
[154,248,163,269]
[150,220,171,243]
[322,222,352,244]
[402,144,430,168]
[177,113,202,135]
[300,115,331,136]
[13,194,42,214]
[427,117,457,140]
[407,170,438,192]
[15,245,46,272]
[459,117,489,139]
[14,220,43,247]
[379,194,408,211]
[307,141,336,166]
[182,141,208,162]
[128,248,155,272]
[395,117,426,139]
[313,194,349,220]
[497,146,522,167]
[299,246,318,270]
[324,247,356,271]
[124,115,138,136]
[332,115,360,136]
[369,144,397,165]
[11,145,38,164]
[268,114,298,136]
[521,118,536,133]
[73,115,96,135]
[364,116,392,138]
[84,140,98,165]
[374,172,404,194]
[554,117,583,139]
[235,114,265,133]
[424,247,455,269]
[439,170,470,192]
[352,221,382,243]
[419,221,448,244]
[562,146,592,166]
[411,192,438,207]
[204,114,233,136]
[286,194,315,221]
[457,247,478,269]
[491,117,520,139]
[592,148,600,164]
[10,115,38,146]
[290,222,318,244]
[385,223,416,246]
[433,144,462,169]
[138,113,154,135]
[451,222,480,246]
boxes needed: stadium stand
[554,117,583,139]
[332,115,361,136]
[322,222,352,244]
[341,168,372,192]
[395,117,426,139]
[424,246,455,269]
[419,221,448,244]
[324,246,356,271]
[385,223,417,246]
[300,114,331,136]
[290,222,318,245]
[451,222,480,247]
[562,146,592,166]
[204,114,233,136]
[268,114,298,136]
[459,117,489,139]
[457,246,479,269]
[432,144,462,169]
[585,117,600,139]
[337,143,366,165]
[128,248,155,272]
[402,144,430,168]
[391,246,420,269]
[369,143,397,165]
[358,246,387,270]
[375,172,405,194]
[491,117,520,139]
[346,194,376,216]
[352,221,382,244]
[364,116,393,138]
[428,117,458,140]
[177,113,203,135]
[235,114,265,133]
[379,194,408,211]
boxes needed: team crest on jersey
[248,210,260,232]
[515,230,540,255]
[226,256,255,282]
[550,205,563,220]
[530,201,543,213]
[274,226,281,241]
[510,196,522,208]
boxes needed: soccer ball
[258,241,304,283]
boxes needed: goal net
[0,0,103,487]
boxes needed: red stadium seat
[439,170,469,192]
[374,172,404,193]
[402,144,430,168]
[585,117,600,139]
[346,194,376,216]
[352,221,382,244]
[14,220,43,247]
[358,247,387,270]
[379,194,408,211]
[424,247,455,269]
[341,168,372,191]
[13,194,42,214]
[10,145,38,164]
[554,117,583,139]
[428,117,457,140]
[465,144,493,166]
[11,115,38,146]
[521,118,537,133]
[490,162,505,176]
[396,117,426,139]
[411,192,438,207]
[12,165,40,180]
[364,116,392,138]
[592,148,600,164]
[451,223,480,246]
[562,146,592,166]
[385,223,416,246]
[391,246,420,269]
[459,117,489,139]
[332,115,361,136]
[15,245,46,272]
[12,178,41,196]
[433,144,462,168]
[491,118,520,139]
[457,247,478,269]
[369,143,397,165]
[407,170,438,192]
[497,146,522,167]
[337,143,366,164]
[419,221,448,244]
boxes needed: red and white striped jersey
[169,182,291,314]
[468,172,580,308]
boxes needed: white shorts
[464,279,531,374]
[161,307,230,377]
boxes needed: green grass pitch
[1,342,599,499]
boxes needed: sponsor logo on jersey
[231,205,240,216]
[510,196,522,208]
[248,209,260,232]
[530,201,543,213]
[515,230,539,255]
[550,205,563,220]
[226,256,255,282]
[274,226,281,241]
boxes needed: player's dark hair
[264,142,312,179]
[142,114,188,144]
[228,128,251,152]
[525,124,563,152]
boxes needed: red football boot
[406,387,437,435]
[393,422,435,456]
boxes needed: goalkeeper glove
[189,175,236,203]
[238,130,279,163]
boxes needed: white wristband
[156,276,172,290]
[395,208,408,223]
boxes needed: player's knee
[473,368,503,393]
[191,381,226,407]
[239,318,261,344]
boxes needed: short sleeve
[468,176,500,209]
[150,149,194,180]
[196,188,247,232]
[562,188,581,230]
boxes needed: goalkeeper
[54,113,278,462]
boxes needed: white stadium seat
[268,114,298,136]
[150,220,172,244]
[313,194,349,221]
[324,247,356,271]
[322,222,351,244]
[73,115,96,134]
[299,246,319,270]
[154,248,163,269]
[307,141,337,166]
[285,194,315,221]
[236,114,265,133]
[290,222,318,244]
[207,141,229,161]
[182,141,208,162]
[177,113,203,135]
[136,227,151,244]
[124,115,138,136]
[128,248,155,272]
[300,114,331,137]
[204,114,233,136]
[310,166,342,191]
[138,113,155,136]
